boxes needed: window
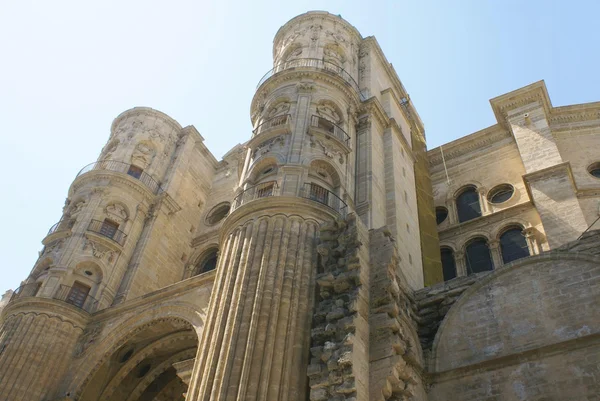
[256,182,275,198]
[100,219,119,240]
[196,249,218,275]
[465,239,493,274]
[436,207,448,225]
[440,248,456,281]
[309,183,329,205]
[206,203,231,225]
[66,281,91,308]
[500,227,530,264]
[127,165,143,179]
[587,162,600,179]
[488,184,514,204]
[456,187,481,223]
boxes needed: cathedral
[1,11,599,401]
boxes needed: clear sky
[1,0,599,294]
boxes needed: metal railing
[47,219,72,235]
[310,115,351,147]
[10,283,99,313]
[257,58,364,100]
[76,160,162,194]
[232,181,279,211]
[87,219,127,246]
[300,183,347,216]
[252,114,291,137]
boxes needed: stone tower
[189,12,364,401]
[0,108,214,401]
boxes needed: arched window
[195,249,218,275]
[440,248,456,281]
[500,227,530,264]
[456,187,481,223]
[465,238,493,274]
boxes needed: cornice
[522,162,577,203]
[438,201,534,239]
[111,107,183,136]
[358,96,390,131]
[1,297,90,328]
[88,271,216,323]
[490,80,552,127]
[69,171,156,204]
[428,125,511,167]
[251,69,361,119]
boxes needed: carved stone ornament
[84,238,115,262]
[323,46,345,66]
[70,201,86,217]
[325,29,347,45]
[309,135,344,164]
[309,24,322,42]
[132,142,155,168]
[44,239,64,255]
[102,140,119,160]
[316,101,342,124]
[267,102,290,118]
[253,135,286,159]
[296,82,314,93]
[286,46,303,62]
[106,203,128,223]
[74,323,104,358]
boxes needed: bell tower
[189,11,363,401]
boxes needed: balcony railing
[257,58,365,100]
[232,181,279,211]
[47,219,72,235]
[76,160,162,194]
[10,283,99,313]
[252,114,291,137]
[230,181,347,217]
[310,115,351,147]
[300,183,348,217]
[88,219,127,246]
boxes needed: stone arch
[190,245,219,277]
[264,97,291,119]
[73,260,104,285]
[323,43,347,67]
[430,253,600,378]
[492,219,529,240]
[29,256,54,281]
[458,231,491,252]
[307,158,342,189]
[66,303,204,399]
[282,42,304,62]
[101,138,120,161]
[315,99,344,124]
[246,156,280,184]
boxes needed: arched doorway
[78,319,198,401]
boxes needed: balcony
[300,183,348,217]
[257,58,365,100]
[231,181,347,217]
[232,181,279,211]
[10,283,99,313]
[252,114,291,138]
[88,219,127,246]
[309,115,351,148]
[76,160,162,194]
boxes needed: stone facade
[1,10,600,401]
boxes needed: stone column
[0,302,87,401]
[488,240,503,269]
[478,187,489,215]
[454,250,467,277]
[189,213,319,401]
[522,227,540,255]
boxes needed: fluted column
[189,214,318,401]
[0,303,87,401]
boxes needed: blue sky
[1,0,598,294]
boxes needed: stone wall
[309,214,370,401]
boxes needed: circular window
[206,203,231,225]
[84,270,93,276]
[262,167,274,175]
[488,184,514,204]
[435,207,448,225]
[137,363,152,378]
[587,162,600,179]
